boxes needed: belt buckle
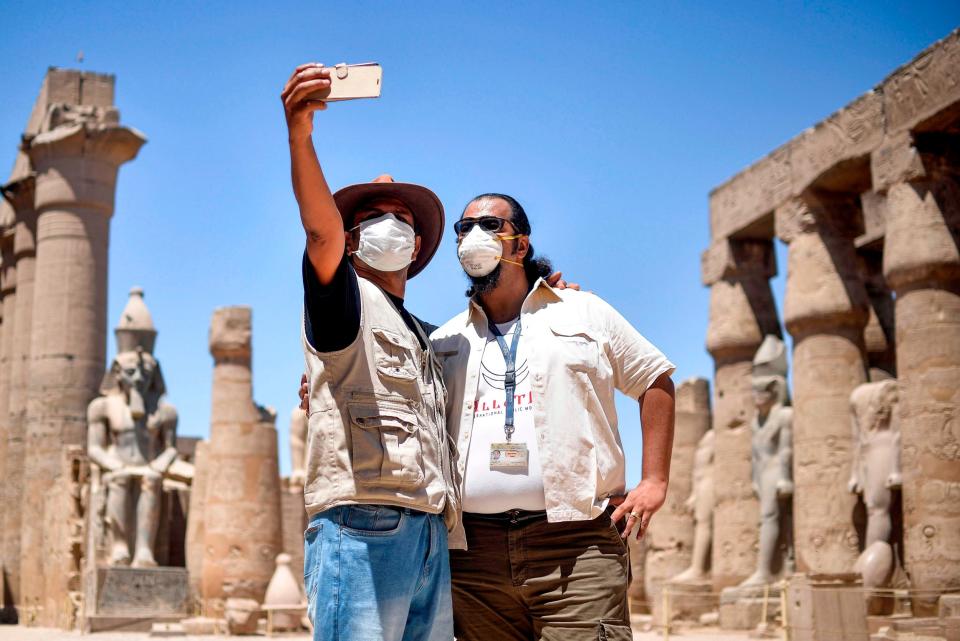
[507,509,521,524]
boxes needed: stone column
[874,134,960,613]
[185,440,209,606]
[0,226,14,573]
[1,174,36,608]
[646,377,711,624]
[18,122,145,618]
[777,194,869,576]
[702,238,781,589]
[201,307,283,612]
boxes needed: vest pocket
[348,403,424,488]
[371,327,419,382]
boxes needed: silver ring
[628,511,640,520]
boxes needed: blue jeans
[304,505,453,641]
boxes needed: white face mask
[350,213,416,272]
[457,225,527,277]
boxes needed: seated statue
[86,288,181,568]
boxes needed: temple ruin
[701,28,959,640]
[0,28,957,641]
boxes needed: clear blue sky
[2,2,958,482]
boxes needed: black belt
[465,509,547,525]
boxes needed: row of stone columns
[703,134,959,605]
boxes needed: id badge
[490,442,528,470]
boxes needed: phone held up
[307,63,382,102]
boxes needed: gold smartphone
[307,63,382,102]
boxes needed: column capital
[1,173,36,213]
[778,195,869,338]
[210,306,253,362]
[1,233,17,295]
[27,123,146,215]
[701,238,776,286]
[2,175,38,260]
[881,156,960,291]
[774,193,863,244]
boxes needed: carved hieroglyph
[86,288,187,568]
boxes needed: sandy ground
[0,621,758,641]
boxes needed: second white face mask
[457,226,503,277]
[352,213,416,272]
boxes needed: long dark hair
[465,193,553,288]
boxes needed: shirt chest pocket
[348,402,424,488]
[371,327,419,382]
[548,322,600,373]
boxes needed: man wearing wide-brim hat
[282,62,459,641]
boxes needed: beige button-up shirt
[430,279,675,549]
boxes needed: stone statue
[671,429,715,583]
[289,407,308,491]
[739,335,793,587]
[848,377,901,586]
[86,288,180,567]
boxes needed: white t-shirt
[461,318,546,513]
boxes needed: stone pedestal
[82,566,188,632]
[658,580,717,625]
[702,238,781,590]
[876,139,960,617]
[720,584,783,631]
[778,196,869,577]
[19,120,145,621]
[785,574,869,641]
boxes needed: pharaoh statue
[671,429,715,583]
[289,406,308,491]
[87,287,183,567]
[739,335,793,587]
[848,376,901,586]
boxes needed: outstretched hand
[610,478,668,540]
[281,63,331,139]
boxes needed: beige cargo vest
[302,276,460,529]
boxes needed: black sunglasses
[453,216,515,237]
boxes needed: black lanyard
[488,317,522,442]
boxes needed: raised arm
[281,63,343,284]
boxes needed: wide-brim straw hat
[333,174,444,279]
